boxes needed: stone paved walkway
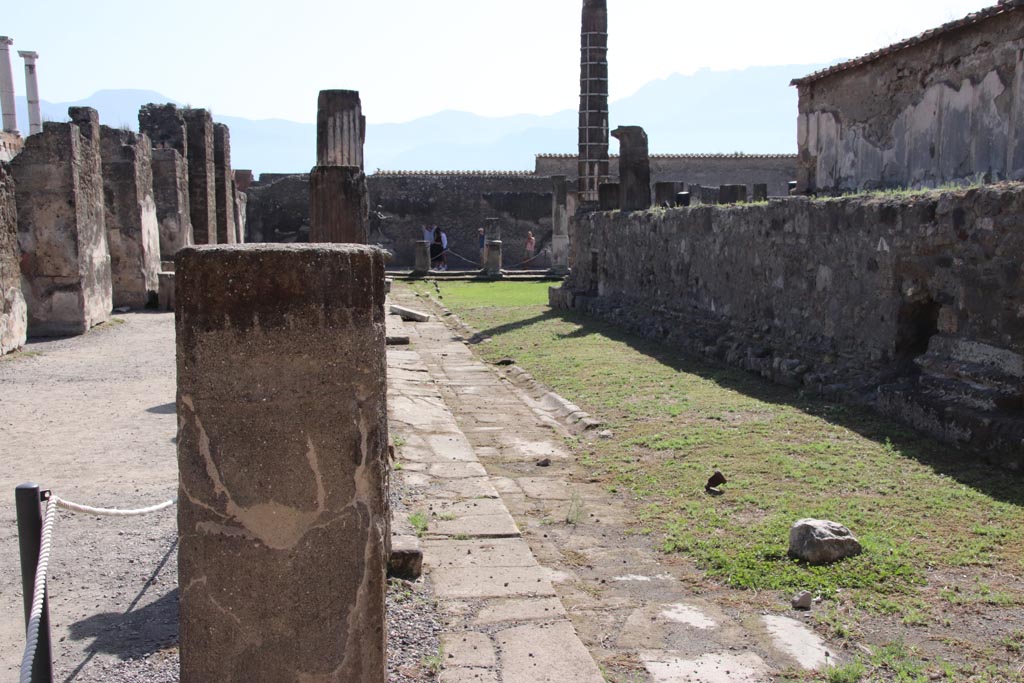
[388,286,839,683]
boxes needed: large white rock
[788,519,862,565]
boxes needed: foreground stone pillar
[0,37,17,134]
[550,175,570,274]
[176,243,389,683]
[100,126,161,308]
[0,163,26,354]
[310,90,368,244]
[19,51,41,136]
[414,240,430,274]
[139,104,194,258]
[183,109,217,244]
[213,124,237,244]
[611,126,651,211]
[12,109,112,335]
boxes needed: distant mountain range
[14,63,826,175]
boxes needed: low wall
[245,172,555,269]
[551,183,1024,465]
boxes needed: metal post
[16,483,53,683]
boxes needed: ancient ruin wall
[0,161,26,354]
[553,183,1024,460]
[535,154,797,198]
[795,9,1024,192]
[245,173,554,269]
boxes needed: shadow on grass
[470,307,1024,508]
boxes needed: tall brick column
[100,126,161,308]
[183,109,217,245]
[139,103,194,258]
[578,0,610,205]
[310,90,368,243]
[176,243,389,683]
[213,123,237,244]
[12,108,112,335]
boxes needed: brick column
[176,243,389,683]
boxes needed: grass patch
[424,280,1024,613]
[408,512,429,538]
[0,349,42,362]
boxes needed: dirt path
[0,313,180,681]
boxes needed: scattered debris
[536,458,552,467]
[390,305,431,323]
[788,519,863,564]
[791,590,814,610]
[387,335,411,346]
[494,358,516,366]
[705,470,728,493]
[598,429,615,439]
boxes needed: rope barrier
[53,495,177,517]
[19,496,55,683]
[18,492,177,683]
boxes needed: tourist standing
[478,227,486,266]
[524,231,536,269]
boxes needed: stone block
[611,126,651,211]
[390,304,430,322]
[388,535,423,580]
[151,149,192,258]
[484,240,503,278]
[213,123,236,245]
[176,243,389,683]
[753,183,769,201]
[0,162,26,354]
[12,112,112,336]
[654,181,683,206]
[413,240,430,274]
[138,103,187,157]
[719,184,747,204]
[100,126,161,309]
[158,271,174,311]
[309,166,368,243]
[183,109,217,245]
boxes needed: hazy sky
[3,0,997,124]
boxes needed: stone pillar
[176,243,388,683]
[213,124,237,244]
[414,241,430,274]
[752,183,769,202]
[310,167,368,243]
[19,51,41,136]
[310,90,368,244]
[0,37,17,135]
[99,126,161,309]
[234,169,254,192]
[317,90,364,169]
[719,184,747,205]
[550,176,570,274]
[611,126,651,211]
[0,162,26,354]
[183,109,217,245]
[233,184,247,244]
[483,218,503,277]
[12,109,112,336]
[578,0,610,203]
[598,183,620,211]
[139,104,194,258]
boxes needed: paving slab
[497,621,606,683]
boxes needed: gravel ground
[1,313,442,682]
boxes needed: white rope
[20,496,56,683]
[54,495,177,517]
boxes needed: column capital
[18,51,38,61]
[0,37,13,47]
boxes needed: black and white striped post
[16,483,53,683]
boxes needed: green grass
[421,280,1024,611]
[408,512,429,538]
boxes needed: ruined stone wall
[184,109,217,245]
[553,183,1024,463]
[12,118,112,335]
[795,8,1024,192]
[0,162,26,354]
[151,149,192,258]
[100,126,161,308]
[368,173,553,268]
[245,172,554,269]
[535,154,797,197]
[0,131,23,163]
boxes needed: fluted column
[0,37,17,134]
[19,51,41,136]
